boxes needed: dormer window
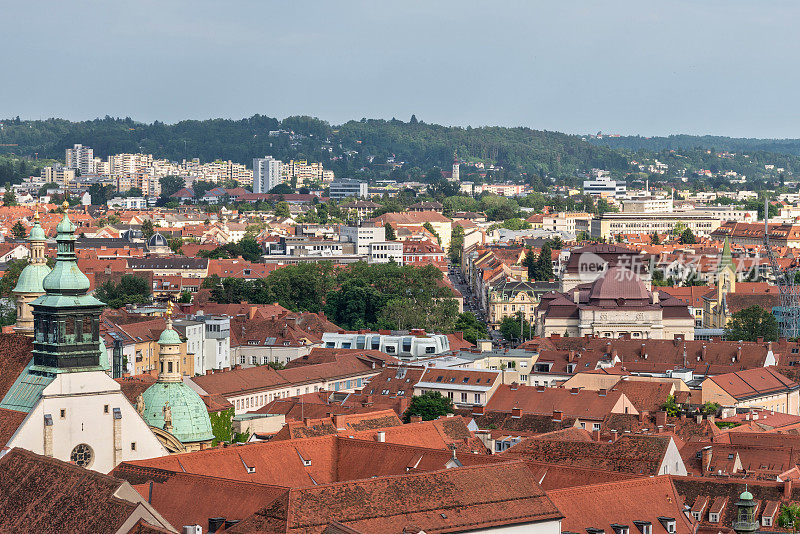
[658,518,676,534]
[634,521,652,534]
[611,525,629,534]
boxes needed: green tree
[403,391,453,422]
[88,184,116,205]
[3,191,16,206]
[680,227,697,245]
[779,503,800,533]
[724,305,778,342]
[449,224,464,264]
[95,274,152,309]
[499,312,534,343]
[523,247,537,280]
[275,201,290,218]
[701,402,720,415]
[533,242,554,281]
[452,312,488,344]
[11,221,26,239]
[384,222,396,241]
[661,395,680,417]
[178,290,192,303]
[140,219,155,239]
[0,259,27,297]
[269,183,294,194]
[650,232,661,245]
[38,182,58,196]
[168,237,184,254]
[159,175,185,198]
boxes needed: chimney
[652,291,659,305]
[786,479,793,499]
[591,428,601,441]
[410,415,422,423]
[655,410,667,428]
[205,370,212,375]
[472,405,484,416]
[701,345,707,360]
[696,414,703,424]
[611,429,618,442]
[511,407,522,419]
[638,410,648,422]
[553,410,563,422]
[598,388,607,397]
[376,431,386,442]
[757,337,764,343]
[333,414,345,429]
[701,446,712,473]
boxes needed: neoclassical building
[12,210,51,335]
[536,265,694,340]
[487,280,558,331]
[140,305,214,452]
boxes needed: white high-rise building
[253,156,284,193]
[65,144,94,175]
[452,161,460,182]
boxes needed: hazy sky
[3,1,799,138]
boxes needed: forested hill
[0,115,629,183]
[589,134,800,157]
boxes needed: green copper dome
[740,490,754,501]
[29,224,46,242]
[13,263,51,294]
[56,212,76,235]
[41,211,91,294]
[158,327,182,346]
[141,382,214,444]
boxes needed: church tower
[13,209,51,336]
[141,303,214,452]
[30,204,106,371]
[2,203,168,472]
[716,237,736,302]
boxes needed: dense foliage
[0,115,629,185]
[95,274,152,309]
[205,262,461,333]
[403,391,454,422]
[724,305,779,342]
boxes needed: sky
[2,0,800,138]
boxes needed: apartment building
[330,178,368,199]
[64,144,94,175]
[414,367,501,408]
[283,159,333,186]
[253,156,284,193]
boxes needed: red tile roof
[0,448,171,533]
[548,476,695,534]
[227,461,562,534]
[706,367,798,401]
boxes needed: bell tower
[30,203,106,373]
[13,208,51,336]
[157,303,183,382]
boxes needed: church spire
[30,203,105,372]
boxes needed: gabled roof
[706,367,798,400]
[503,434,673,476]
[115,435,499,487]
[548,476,695,534]
[227,461,562,534]
[0,448,171,533]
